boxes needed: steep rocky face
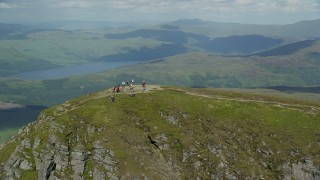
[0,86,319,179]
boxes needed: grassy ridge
[65,87,320,176]
[1,86,319,178]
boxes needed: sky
[0,0,319,24]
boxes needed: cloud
[0,2,18,9]
[0,0,318,23]
[2,0,318,12]
[50,1,95,9]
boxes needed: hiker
[111,95,115,102]
[126,81,129,86]
[122,81,125,87]
[142,80,146,91]
[131,79,134,85]
[115,85,120,93]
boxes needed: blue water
[11,61,141,80]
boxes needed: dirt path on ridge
[177,88,320,115]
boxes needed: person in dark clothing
[111,95,115,102]
[142,80,146,91]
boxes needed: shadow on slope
[252,39,318,57]
[264,86,320,93]
[105,29,209,44]
[196,35,283,55]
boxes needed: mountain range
[0,32,319,106]
[163,18,320,40]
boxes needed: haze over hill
[163,19,320,40]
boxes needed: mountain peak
[0,86,320,179]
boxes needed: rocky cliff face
[0,86,319,179]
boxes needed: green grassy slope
[0,30,163,76]
[0,86,319,179]
[0,39,319,106]
[70,43,320,88]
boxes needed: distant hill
[265,86,320,93]
[196,35,283,55]
[163,19,320,40]
[106,30,285,55]
[160,24,180,30]
[99,43,189,62]
[171,18,210,25]
[105,29,209,44]
[282,19,320,39]
[67,39,320,92]
[252,39,318,57]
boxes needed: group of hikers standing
[111,79,147,102]
[113,79,135,93]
